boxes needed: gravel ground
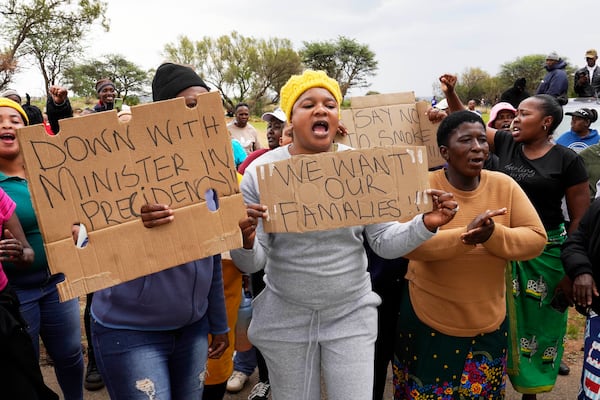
[40,298,584,399]
[42,355,582,399]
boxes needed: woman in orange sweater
[393,110,547,399]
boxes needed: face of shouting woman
[0,106,25,161]
[493,110,516,130]
[511,97,553,143]
[289,87,340,155]
[440,121,489,190]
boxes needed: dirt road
[42,351,583,399]
[41,297,584,398]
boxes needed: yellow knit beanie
[280,70,342,122]
[0,97,29,125]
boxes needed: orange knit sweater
[405,169,547,337]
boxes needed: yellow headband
[0,97,29,125]
[280,70,342,122]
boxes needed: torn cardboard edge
[257,145,430,233]
[18,91,246,300]
[335,92,444,168]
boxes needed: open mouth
[469,157,485,166]
[0,133,16,141]
[312,121,329,136]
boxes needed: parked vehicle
[553,97,600,142]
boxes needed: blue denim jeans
[233,347,257,376]
[92,315,210,400]
[15,274,84,400]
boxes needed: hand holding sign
[239,203,268,249]
[422,189,458,232]
[141,204,174,228]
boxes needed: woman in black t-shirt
[437,74,590,400]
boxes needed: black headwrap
[437,110,485,147]
[152,63,210,101]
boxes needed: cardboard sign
[18,91,245,300]
[257,146,430,233]
[335,92,444,168]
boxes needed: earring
[543,125,547,131]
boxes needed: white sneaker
[248,381,271,400]
[226,370,249,393]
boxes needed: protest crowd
[3,48,600,400]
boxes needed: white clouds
[9,0,598,99]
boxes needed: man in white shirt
[227,103,263,155]
[574,49,600,97]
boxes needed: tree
[480,76,503,106]
[0,51,17,89]
[0,0,109,93]
[63,55,150,103]
[300,36,378,97]
[163,32,302,113]
[498,55,547,96]
[499,54,578,98]
[101,54,150,102]
[455,67,492,105]
[252,37,303,104]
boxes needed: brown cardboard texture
[335,92,445,168]
[18,91,245,301]
[257,146,430,233]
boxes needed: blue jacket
[91,255,228,333]
[536,60,568,97]
[556,129,600,153]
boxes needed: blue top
[232,139,248,168]
[92,254,229,333]
[556,129,600,153]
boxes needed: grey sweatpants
[248,287,380,400]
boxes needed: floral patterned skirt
[393,289,507,399]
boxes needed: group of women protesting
[0,63,597,400]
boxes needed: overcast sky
[9,0,598,100]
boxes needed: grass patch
[566,308,586,340]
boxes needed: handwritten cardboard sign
[335,92,444,168]
[257,146,430,233]
[19,91,245,300]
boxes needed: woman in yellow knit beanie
[0,97,29,125]
[230,70,457,399]
[279,69,342,123]
[276,69,343,155]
